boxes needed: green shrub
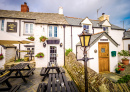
[117,75,130,83]
[118,50,130,60]
[65,48,72,56]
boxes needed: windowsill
[23,34,34,36]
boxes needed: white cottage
[0,2,126,72]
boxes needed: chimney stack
[59,7,63,14]
[21,2,29,12]
[98,13,110,21]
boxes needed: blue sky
[0,0,130,30]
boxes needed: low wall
[65,52,130,92]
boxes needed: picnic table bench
[40,62,65,81]
[37,73,79,92]
[0,73,20,92]
[8,63,35,83]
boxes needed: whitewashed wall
[123,40,130,63]
[0,46,5,69]
[77,36,118,73]
[34,24,64,68]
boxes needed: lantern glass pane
[85,36,90,46]
[80,36,84,46]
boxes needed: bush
[65,48,72,56]
[117,75,130,83]
[118,50,130,60]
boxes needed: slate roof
[76,32,118,47]
[123,31,130,39]
[0,10,68,24]
[65,16,125,30]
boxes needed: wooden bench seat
[68,81,79,92]
[59,67,65,73]
[25,68,35,77]
[37,83,47,92]
[8,85,21,92]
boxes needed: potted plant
[115,65,125,74]
[118,50,130,65]
[0,54,3,60]
[39,36,48,42]
[35,52,44,58]
[28,36,35,41]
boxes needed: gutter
[19,19,21,59]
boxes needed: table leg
[42,69,50,81]
[18,71,27,83]
[27,65,31,70]
[15,71,19,76]
[5,79,12,88]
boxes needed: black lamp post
[78,29,93,92]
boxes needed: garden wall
[65,52,130,92]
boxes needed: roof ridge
[92,31,105,35]
[65,16,82,19]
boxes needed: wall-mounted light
[60,43,63,47]
[43,43,46,48]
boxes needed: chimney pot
[24,2,27,5]
[21,2,29,12]
[102,13,105,15]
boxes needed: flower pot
[122,59,129,65]
[31,39,34,41]
[115,70,120,74]
[41,38,46,42]
[0,58,2,60]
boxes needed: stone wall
[65,52,130,92]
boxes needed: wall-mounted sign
[7,22,17,32]
[100,39,108,41]
[46,40,60,44]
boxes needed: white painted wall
[123,40,130,63]
[77,36,118,73]
[0,46,5,69]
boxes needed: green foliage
[118,50,130,60]
[15,59,24,62]
[0,54,4,59]
[39,36,48,42]
[117,75,130,83]
[65,48,72,56]
[28,36,35,41]
[35,52,44,58]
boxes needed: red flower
[119,68,125,71]
[118,66,121,68]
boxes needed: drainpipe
[63,25,66,66]
[71,26,73,50]
[92,28,94,34]
[19,19,21,59]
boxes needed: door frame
[49,45,57,62]
[98,42,110,73]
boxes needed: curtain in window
[1,20,4,31]
[49,26,52,37]
[25,24,28,33]
[54,26,57,37]
[30,24,33,33]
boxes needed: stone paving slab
[0,67,72,92]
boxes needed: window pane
[27,48,30,54]
[30,24,33,33]
[49,26,52,37]
[25,24,28,33]
[32,48,34,54]
[1,20,4,31]
[83,25,87,29]
[54,26,57,37]
[86,25,89,29]
[101,48,105,53]
[103,27,106,31]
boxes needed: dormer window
[83,25,89,33]
[103,27,108,33]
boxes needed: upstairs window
[83,25,89,33]
[103,27,108,33]
[49,26,57,37]
[25,23,33,34]
[1,20,4,31]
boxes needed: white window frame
[48,26,58,37]
[83,25,89,33]
[128,44,130,54]
[24,23,33,34]
[1,19,4,31]
[102,26,109,33]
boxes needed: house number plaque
[100,39,108,41]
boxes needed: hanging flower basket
[28,36,35,41]
[35,52,44,58]
[0,54,4,60]
[39,36,48,42]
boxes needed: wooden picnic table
[40,62,65,81]
[8,63,35,83]
[37,73,79,92]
